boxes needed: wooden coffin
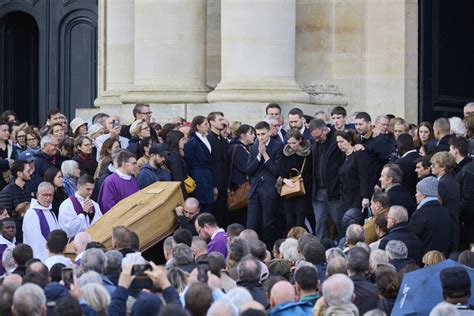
[66,181,183,256]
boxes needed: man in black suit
[430,151,461,251]
[265,103,286,142]
[414,156,433,179]
[246,121,283,249]
[207,111,229,226]
[354,112,394,191]
[120,103,158,143]
[288,108,312,142]
[395,133,420,197]
[379,164,416,216]
[433,117,453,153]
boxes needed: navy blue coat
[360,133,395,190]
[136,163,172,189]
[409,199,452,256]
[379,222,423,264]
[228,139,250,189]
[386,184,417,217]
[246,138,283,199]
[184,135,213,204]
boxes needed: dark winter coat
[184,135,213,204]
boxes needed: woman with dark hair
[25,128,41,152]
[376,269,400,314]
[417,121,436,147]
[48,123,66,142]
[159,123,178,144]
[165,130,189,197]
[278,129,312,231]
[72,135,98,177]
[184,116,213,212]
[95,137,120,179]
[44,167,68,218]
[136,137,152,171]
[57,137,75,166]
[226,124,255,225]
[336,130,370,212]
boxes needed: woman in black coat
[165,130,189,198]
[227,124,255,225]
[72,135,98,178]
[278,129,312,231]
[44,167,68,218]
[336,130,371,212]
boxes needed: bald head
[270,281,296,307]
[74,232,92,254]
[2,273,22,289]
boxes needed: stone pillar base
[208,82,310,103]
[94,91,124,107]
[120,88,209,104]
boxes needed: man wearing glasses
[30,134,60,194]
[174,197,200,235]
[22,182,61,261]
[120,103,159,143]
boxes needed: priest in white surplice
[59,175,102,238]
[23,182,61,262]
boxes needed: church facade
[1,0,472,125]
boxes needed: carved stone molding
[0,0,39,9]
[301,82,349,106]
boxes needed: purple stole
[69,195,95,221]
[0,244,8,274]
[34,209,52,240]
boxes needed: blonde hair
[82,283,111,316]
[286,226,307,240]
[422,250,445,266]
[430,151,456,172]
[129,119,146,137]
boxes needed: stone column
[207,0,309,103]
[121,0,209,104]
[95,0,134,107]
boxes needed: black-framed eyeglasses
[141,112,153,116]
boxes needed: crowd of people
[0,101,473,315]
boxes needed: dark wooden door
[419,0,474,121]
[0,0,97,125]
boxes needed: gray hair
[2,248,16,272]
[346,224,365,245]
[322,274,354,306]
[449,116,466,136]
[375,114,389,124]
[429,302,460,316]
[385,240,408,259]
[326,256,348,277]
[82,283,111,315]
[172,243,194,266]
[105,250,124,272]
[12,283,46,316]
[383,164,403,184]
[61,160,79,178]
[121,252,146,270]
[433,117,451,135]
[167,267,189,293]
[308,118,328,132]
[207,300,239,316]
[369,249,389,271]
[326,247,344,261]
[37,181,54,194]
[279,238,301,263]
[228,237,250,262]
[191,236,208,254]
[237,255,261,282]
[264,115,279,125]
[78,270,103,287]
[225,287,253,311]
[388,205,409,224]
[81,248,106,274]
[164,236,174,253]
[40,134,58,149]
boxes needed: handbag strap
[289,157,307,177]
[227,145,237,191]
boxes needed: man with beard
[288,108,312,141]
[0,160,32,216]
[136,144,171,189]
[195,213,227,257]
[206,112,229,225]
